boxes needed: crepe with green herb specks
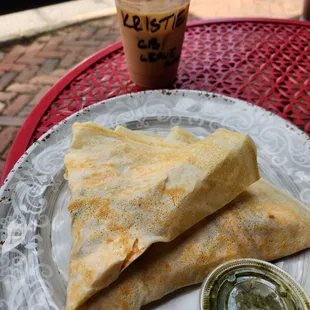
[64,123,259,310]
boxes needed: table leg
[302,0,310,20]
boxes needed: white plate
[0,90,309,310]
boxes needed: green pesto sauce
[228,281,284,310]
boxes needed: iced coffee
[115,0,190,88]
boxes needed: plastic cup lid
[200,258,310,310]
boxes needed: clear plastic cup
[115,0,191,88]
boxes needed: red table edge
[1,17,310,184]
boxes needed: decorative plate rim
[1,89,308,194]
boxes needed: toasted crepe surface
[80,127,310,310]
[115,126,197,146]
[64,123,259,309]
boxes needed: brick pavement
[0,15,121,174]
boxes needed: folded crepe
[80,128,310,310]
[64,123,259,310]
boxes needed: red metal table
[1,18,310,183]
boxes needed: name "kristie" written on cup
[120,9,186,33]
